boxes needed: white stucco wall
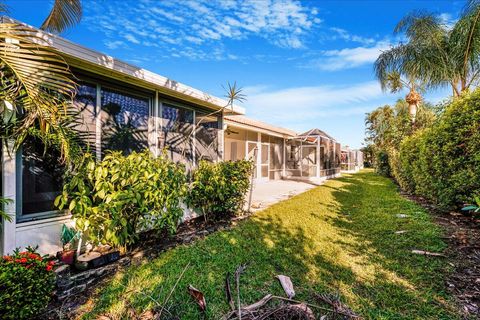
[14,216,74,255]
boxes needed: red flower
[48,260,55,266]
[29,253,41,260]
[19,258,27,263]
[46,265,53,271]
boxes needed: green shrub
[0,247,55,319]
[397,90,480,209]
[397,131,423,193]
[375,150,391,176]
[187,160,254,220]
[55,150,187,247]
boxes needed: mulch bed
[401,191,480,319]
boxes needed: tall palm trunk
[405,88,422,124]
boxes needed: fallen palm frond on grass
[220,266,362,320]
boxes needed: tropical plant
[462,195,480,214]
[0,22,77,160]
[187,160,254,220]
[0,0,82,161]
[55,150,187,248]
[40,0,82,34]
[365,99,435,176]
[0,197,12,223]
[375,1,480,126]
[0,246,56,319]
[60,224,79,249]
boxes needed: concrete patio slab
[247,179,321,211]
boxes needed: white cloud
[241,81,385,124]
[329,27,375,45]
[438,12,457,30]
[303,40,391,71]
[104,40,125,49]
[124,34,140,44]
[84,0,323,60]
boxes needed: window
[20,137,64,218]
[160,103,194,164]
[18,83,153,220]
[19,84,97,219]
[101,88,149,156]
[72,83,97,150]
[195,112,220,162]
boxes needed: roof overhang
[225,121,290,138]
[1,16,245,115]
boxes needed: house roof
[1,16,245,115]
[298,128,337,141]
[224,115,297,138]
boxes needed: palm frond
[41,0,82,34]
[452,1,480,90]
[0,3,9,14]
[0,23,77,160]
[223,81,246,107]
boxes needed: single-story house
[1,17,345,255]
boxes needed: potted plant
[59,224,79,265]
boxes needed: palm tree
[0,0,82,160]
[375,1,480,120]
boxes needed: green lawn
[80,170,458,319]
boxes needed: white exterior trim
[1,140,16,255]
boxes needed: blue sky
[6,0,465,148]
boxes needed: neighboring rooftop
[1,16,244,115]
[298,128,337,141]
[225,115,297,137]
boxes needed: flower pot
[60,250,75,265]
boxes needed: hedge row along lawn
[79,170,459,319]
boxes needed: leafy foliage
[397,89,480,209]
[60,224,80,248]
[461,195,480,214]
[187,160,254,220]
[0,22,77,161]
[0,246,55,319]
[0,197,12,223]
[55,150,187,247]
[364,99,436,176]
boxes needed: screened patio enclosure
[284,128,341,181]
[341,147,364,172]
[224,116,293,181]
[224,117,342,183]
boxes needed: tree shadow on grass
[80,171,458,319]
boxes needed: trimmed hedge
[396,90,480,209]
